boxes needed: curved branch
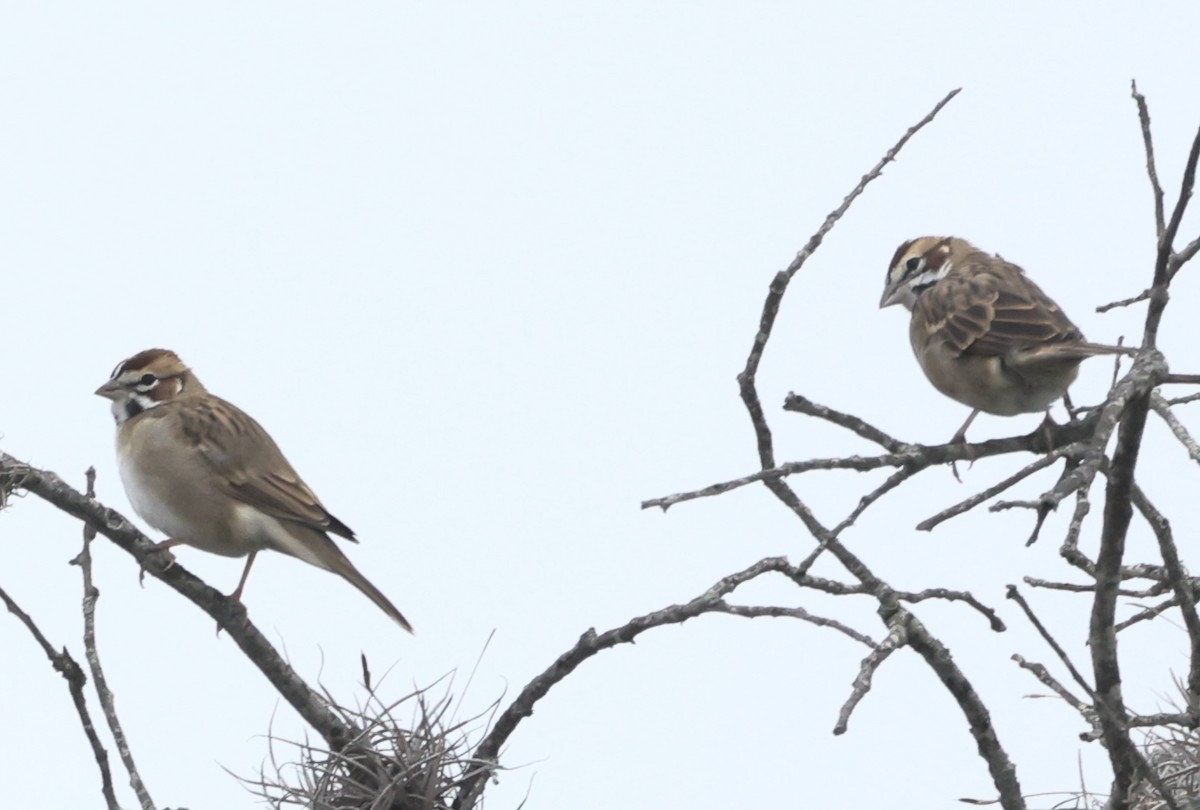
[0,451,360,754]
[452,556,836,810]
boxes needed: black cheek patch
[124,400,145,420]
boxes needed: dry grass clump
[245,668,507,810]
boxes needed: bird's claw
[137,542,178,587]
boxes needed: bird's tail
[1034,341,1138,362]
[1079,341,1138,356]
[327,549,414,633]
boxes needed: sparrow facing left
[880,236,1132,448]
[95,348,413,632]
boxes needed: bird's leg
[1063,392,1078,422]
[1038,409,1060,453]
[229,551,258,603]
[138,537,185,586]
[209,552,258,637]
[948,408,981,482]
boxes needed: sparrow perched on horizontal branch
[880,236,1133,455]
[95,348,412,632]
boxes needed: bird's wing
[176,396,357,541]
[914,259,1084,359]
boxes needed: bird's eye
[906,257,922,272]
[139,373,156,386]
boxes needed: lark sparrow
[95,349,413,632]
[880,237,1132,447]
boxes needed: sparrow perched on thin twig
[95,348,413,632]
[880,236,1132,456]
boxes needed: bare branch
[1125,711,1200,729]
[715,85,1028,808]
[835,623,905,734]
[454,556,809,810]
[717,604,875,646]
[1176,234,1200,268]
[782,393,910,452]
[643,413,1102,512]
[1024,578,1170,599]
[898,609,1025,808]
[737,87,961,472]
[1160,124,1200,287]
[72,468,156,810]
[1153,394,1200,473]
[1060,485,1094,572]
[830,466,920,537]
[1010,655,1097,732]
[917,444,1082,531]
[1030,350,1168,514]
[1131,81,1166,240]
[776,569,1005,632]
[1090,392,1153,802]
[0,586,120,810]
[1006,586,1095,699]
[1128,480,1200,701]
[897,588,1006,632]
[0,451,362,755]
[1079,96,1200,799]
[1115,596,1187,633]
[1097,288,1152,314]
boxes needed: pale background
[3,3,1200,808]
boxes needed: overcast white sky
[4,3,1200,808]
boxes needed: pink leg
[949,409,981,483]
[230,551,258,603]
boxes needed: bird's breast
[115,414,252,557]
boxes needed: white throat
[111,393,161,427]
[900,261,953,309]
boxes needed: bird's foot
[214,598,251,637]
[948,429,978,483]
[1038,412,1060,453]
[137,538,181,587]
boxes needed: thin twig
[830,466,919,537]
[1023,578,1170,599]
[917,444,1081,531]
[454,556,804,810]
[1163,392,1200,407]
[0,586,120,810]
[717,604,875,646]
[1115,597,1183,633]
[1160,123,1200,287]
[1059,485,1093,574]
[834,623,905,734]
[1176,234,1200,268]
[736,87,962,473]
[1128,480,1200,701]
[1131,81,1165,240]
[1006,586,1094,699]
[643,414,1101,512]
[782,393,910,453]
[74,468,156,810]
[1010,655,1096,732]
[1028,350,1168,515]
[1097,289,1152,314]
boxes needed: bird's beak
[94,379,122,400]
[879,282,904,309]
